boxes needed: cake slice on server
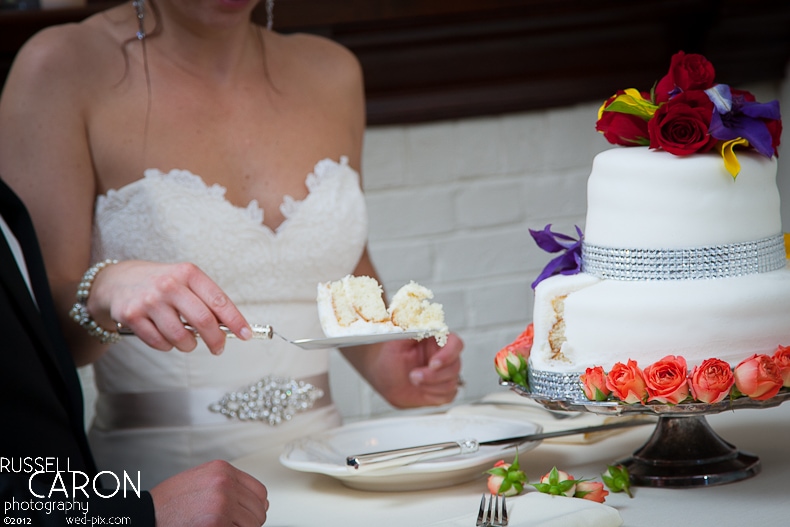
[317,275,449,346]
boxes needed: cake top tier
[584,146,781,250]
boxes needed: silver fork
[476,494,508,527]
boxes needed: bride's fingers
[119,316,190,352]
[184,265,252,342]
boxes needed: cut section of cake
[389,281,449,346]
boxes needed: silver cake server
[346,418,656,472]
[118,323,426,350]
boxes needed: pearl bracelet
[68,259,121,345]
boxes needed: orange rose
[486,460,510,495]
[574,480,609,503]
[689,358,735,403]
[580,366,611,401]
[494,324,533,386]
[506,323,534,356]
[486,458,526,497]
[772,345,790,387]
[733,354,783,400]
[494,348,524,380]
[536,467,576,497]
[605,360,648,404]
[643,355,690,404]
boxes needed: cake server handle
[117,323,277,340]
[346,439,480,472]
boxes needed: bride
[0,0,463,488]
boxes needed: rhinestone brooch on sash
[209,376,324,426]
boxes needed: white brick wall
[330,78,790,422]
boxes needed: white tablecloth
[232,394,790,527]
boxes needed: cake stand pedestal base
[617,414,760,488]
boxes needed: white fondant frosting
[530,146,790,386]
[584,147,780,248]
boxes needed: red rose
[730,88,756,103]
[648,91,717,156]
[595,90,653,147]
[605,360,648,404]
[655,51,716,102]
[689,358,735,403]
[772,345,790,387]
[580,366,611,401]
[643,355,689,404]
[733,354,783,400]
[596,111,650,147]
[766,119,783,155]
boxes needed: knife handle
[117,323,274,340]
[346,439,479,472]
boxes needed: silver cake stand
[504,381,790,488]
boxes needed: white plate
[290,331,425,350]
[279,414,542,491]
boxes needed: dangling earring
[266,0,275,30]
[133,0,146,40]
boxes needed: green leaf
[531,482,551,493]
[593,387,609,402]
[603,465,633,498]
[486,467,508,477]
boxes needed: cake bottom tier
[530,265,790,378]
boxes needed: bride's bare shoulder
[272,31,362,86]
[8,5,134,87]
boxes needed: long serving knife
[117,323,427,350]
[346,418,656,472]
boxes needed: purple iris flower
[706,84,780,157]
[529,224,584,289]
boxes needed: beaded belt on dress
[93,373,331,429]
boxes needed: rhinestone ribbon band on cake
[528,367,587,402]
[581,233,786,281]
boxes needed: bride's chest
[86,81,354,222]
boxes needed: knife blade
[346,418,655,472]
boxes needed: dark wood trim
[2,0,789,125]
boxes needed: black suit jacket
[0,178,154,525]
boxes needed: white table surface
[232,395,790,527]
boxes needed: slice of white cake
[316,276,448,346]
[317,275,396,337]
[389,281,449,346]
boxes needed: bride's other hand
[343,333,464,408]
[89,260,252,355]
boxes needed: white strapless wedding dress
[87,157,367,488]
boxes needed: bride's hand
[344,333,464,408]
[88,260,252,354]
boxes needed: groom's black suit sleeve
[0,177,155,526]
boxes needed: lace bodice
[93,157,367,304]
